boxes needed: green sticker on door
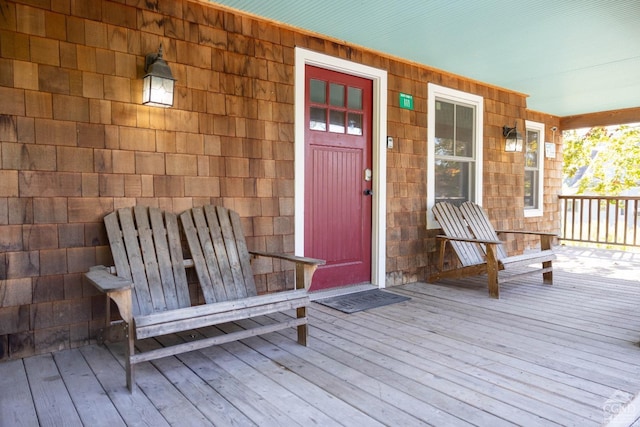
[399,93,414,110]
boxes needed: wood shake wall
[0,0,562,359]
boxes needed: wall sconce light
[503,122,523,152]
[142,44,175,108]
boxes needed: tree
[563,125,640,195]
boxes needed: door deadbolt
[364,168,372,182]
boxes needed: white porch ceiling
[209,0,640,118]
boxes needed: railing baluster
[570,197,576,241]
[623,199,629,246]
[633,200,640,246]
[559,195,640,248]
[586,198,591,243]
[595,198,601,244]
[562,198,568,240]
[593,199,598,243]
[607,200,620,243]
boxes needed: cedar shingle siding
[0,0,562,359]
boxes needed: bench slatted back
[180,205,258,304]
[460,202,509,261]
[104,206,190,317]
[432,202,485,267]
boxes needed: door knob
[363,189,373,196]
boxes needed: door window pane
[347,113,363,135]
[310,79,326,103]
[310,107,327,131]
[348,87,362,109]
[329,83,345,107]
[308,78,364,136]
[329,110,345,133]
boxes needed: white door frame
[294,47,388,288]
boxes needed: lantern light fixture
[142,44,175,108]
[503,122,523,152]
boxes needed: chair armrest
[495,230,558,237]
[436,235,502,245]
[84,265,132,293]
[249,250,325,266]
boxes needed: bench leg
[296,306,308,346]
[103,295,111,343]
[125,321,135,392]
[543,260,553,284]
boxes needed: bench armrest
[84,265,134,323]
[249,251,325,291]
[249,251,325,266]
[84,265,132,293]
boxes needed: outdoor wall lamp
[503,122,523,152]
[142,44,175,108]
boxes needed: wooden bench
[85,205,324,391]
[428,202,556,298]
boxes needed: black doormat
[315,289,410,314]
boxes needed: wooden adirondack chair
[85,205,324,391]
[429,202,556,298]
[460,201,555,282]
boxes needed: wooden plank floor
[2,246,640,426]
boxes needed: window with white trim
[427,83,483,228]
[524,120,544,217]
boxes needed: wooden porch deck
[2,246,640,426]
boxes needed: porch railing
[558,195,640,247]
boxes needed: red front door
[304,65,373,291]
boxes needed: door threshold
[309,283,378,301]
